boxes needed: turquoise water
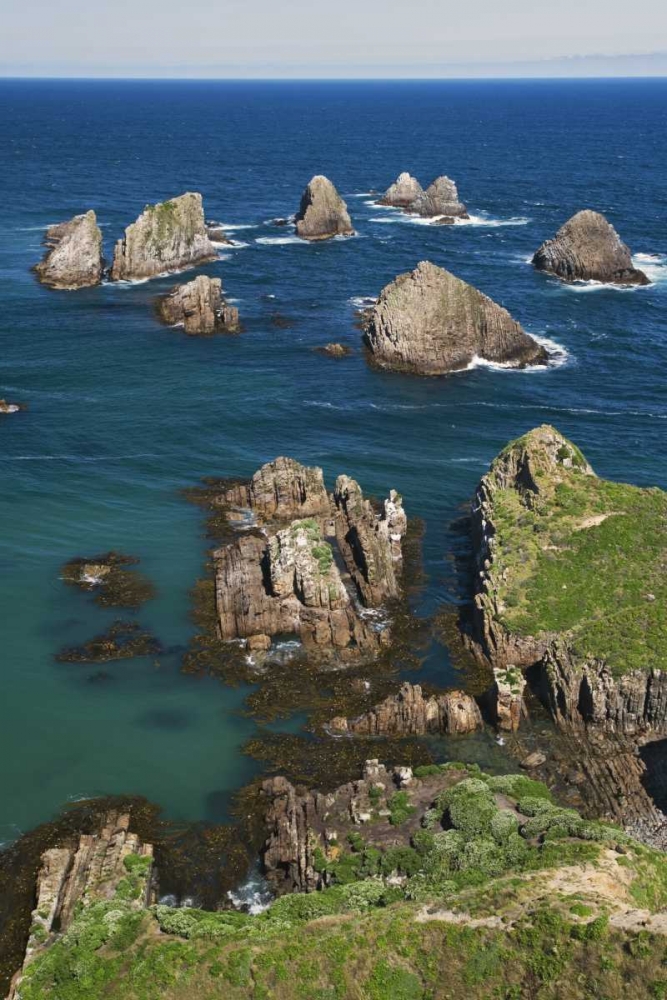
[1,79,666,839]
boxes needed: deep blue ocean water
[0,79,666,841]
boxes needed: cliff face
[34,211,103,289]
[364,261,548,375]
[294,176,354,241]
[468,425,667,736]
[532,210,649,285]
[157,275,239,335]
[327,682,482,736]
[110,192,217,281]
[212,458,407,663]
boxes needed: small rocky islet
[379,170,469,221]
[532,209,650,285]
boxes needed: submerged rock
[157,275,239,335]
[316,342,353,357]
[364,260,548,374]
[532,210,649,285]
[328,682,482,736]
[379,172,424,207]
[61,552,156,608]
[295,176,354,241]
[56,620,161,663]
[110,192,217,281]
[34,210,103,289]
[205,220,233,244]
[412,175,468,220]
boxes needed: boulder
[412,176,468,219]
[379,172,424,207]
[110,192,217,281]
[295,176,354,241]
[157,275,239,335]
[34,210,103,289]
[317,342,353,357]
[205,221,233,244]
[328,682,482,736]
[364,260,549,374]
[532,210,649,285]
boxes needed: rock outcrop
[34,211,103,289]
[61,552,155,608]
[532,210,649,285]
[212,458,407,663]
[328,682,482,736]
[491,667,526,732]
[295,176,354,241]
[205,221,233,244]
[317,342,353,357]
[468,425,667,737]
[7,811,153,999]
[0,400,22,414]
[157,275,239,335]
[379,172,425,207]
[364,261,549,374]
[412,176,468,219]
[110,192,217,281]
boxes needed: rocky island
[327,682,482,736]
[33,211,103,289]
[363,260,549,374]
[532,210,649,285]
[294,175,354,241]
[379,172,469,220]
[468,425,667,735]
[156,275,240,335]
[110,192,218,281]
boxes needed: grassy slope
[488,430,667,675]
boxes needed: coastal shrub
[571,914,609,942]
[412,829,436,856]
[490,809,519,844]
[365,960,424,1000]
[448,791,497,838]
[485,774,553,803]
[388,791,416,826]
[380,847,421,877]
[154,905,249,940]
[413,764,443,778]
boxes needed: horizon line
[2,73,667,82]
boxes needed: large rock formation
[295,176,354,241]
[412,176,468,219]
[110,192,217,281]
[7,811,153,999]
[328,682,482,736]
[34,211,103,289]
[532,210,649,285]
[468,425,667,737]
[364,261,548,374]
[212,458,407,662]
[157,275,239,335]
[379,172,425,208]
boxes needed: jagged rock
[317,342,353,357]
[61,551,155,608]
[34,211,103,289]
[295,176,354,241]
[328,682,482,736]
[379,172,424,207]
[0,399,22,414]
[412,176,468,219]
[110,192,217,281]
[224,457,331,522]
[492,666,526,731]
[157,275,239,335]
[205,221,233,244]
[532,210,649,285]
[364,261,549,374]
[7,811,153,999]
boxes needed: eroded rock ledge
[364,261,549,375]
[157,275,239,335]
[34,211,103,289]
[110,192,217,281]
[212,457,407,664]
[327,682,482,736]
[295,176,354,241]
[532,210,649,285]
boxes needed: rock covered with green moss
[110,192,217,281]
[364,261,549,374]
[470,424,667,734]
[34,211,103,289]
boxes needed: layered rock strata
[327,682,482,736]
[364,261,548,374]
[532,210,649,285]
[492,667,526,732]
[34,210,103,289]
[295,176,354,241]
[110,192,217,281]
[212,458,407,662]
[157,275,239,335]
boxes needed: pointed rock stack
[295,175,354,241]
[532,210,649,285]
[157,275,239,335]
[34,210,103,289]
[379,172,468,220]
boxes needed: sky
[1,0,666,77]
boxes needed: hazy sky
[2,0,667,77]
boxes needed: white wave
[453,214,531,228]
[0,404,20,414]
[6,452,158,461]
[228,874,272,915]
[370,210,530,228]
[347,192,374,198]
[564,279,642,293]
[458,333,568,373]
[633,252,667,284]
[218,223,257,231]
[349,295,376,309]
[304,398,666,420]
[255,236,305,246]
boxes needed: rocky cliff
[532,210,649,285]
[327,682,482,736]
[110,192,217,281]
[294,176,354,241]
[157,275,239,335]
[34,211,103,289]
[364,261,549,374]
[212,458,407,663]
[468,424,667,736]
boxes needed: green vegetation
[487,429,667,675]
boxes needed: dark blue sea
[1,79,666,841]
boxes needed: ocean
[0,78,665,841]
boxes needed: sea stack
[379,172,424,208]
[156,275,239,335]
[110,192,217,282]
[295,176,354,241]
[413,176,469,220]
[532,210,649,285]
[34,210,103,289]
[364,260,548,374]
